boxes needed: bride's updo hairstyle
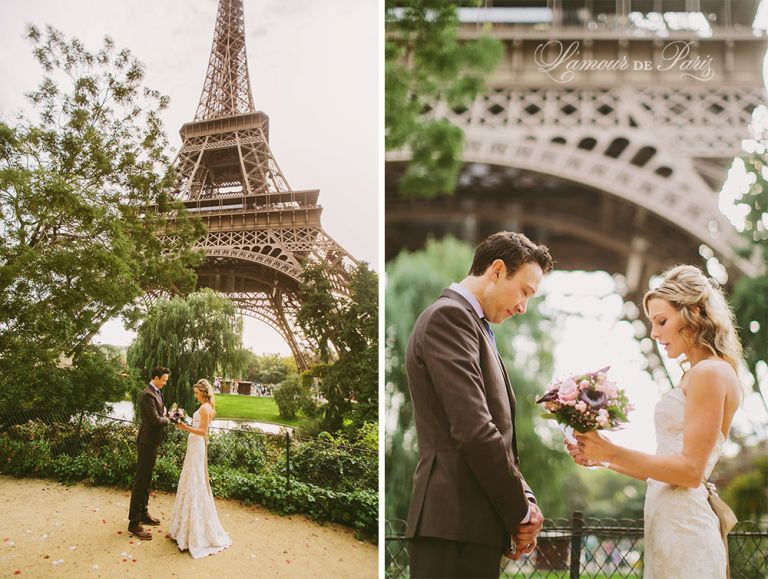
[194,379,216,415]
[642,264,743,372]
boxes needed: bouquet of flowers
[167,403,188,424]
[536,366,633,435]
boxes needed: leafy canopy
[0,25,204,412]
[385,0,501,196]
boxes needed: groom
[128,366,171,540]
[405,232,553,578]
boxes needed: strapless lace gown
[643,388,726,578]
[168,408,232,558]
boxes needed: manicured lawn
[214,394,304,427]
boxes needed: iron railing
[386,514,768,578]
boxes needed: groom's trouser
[128,441,159,524]
[409,537,504,579]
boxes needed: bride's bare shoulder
[685,359,738,393]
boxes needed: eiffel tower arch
[386,0,766,306]
[170,0,357,370]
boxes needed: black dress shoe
[140,513,161,526]
[128,524,153,541]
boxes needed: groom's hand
[509,503,543,560]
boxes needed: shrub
[273,374,315,419]
[0,415,377,542]
[290,432,377,492]
[208,429,267,474]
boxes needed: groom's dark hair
[469,232,554,277]
[151,366,170,379]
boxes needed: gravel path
[0,475,376,578]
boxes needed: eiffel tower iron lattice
[167,0,357,370]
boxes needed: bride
[569,265,742,579]
[168,378,232,558]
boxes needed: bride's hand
[175,422,185,431]
[564,439,598,467]
[574,431,616,463]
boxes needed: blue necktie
[482,318,498,355]
[154,386,164,405]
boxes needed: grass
[214,394,304,427]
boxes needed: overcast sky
[0,0,378,354]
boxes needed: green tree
[296,262,378,434]
[731,154,768,410]
[385,237,575,522]
[273,373,316,420]
[0,26,204,413]
[386,0,501,196]
[127,290,248,412]
[244,352,295,386]
[724,456,768,521]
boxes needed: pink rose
[598,380,619,399]
[558,380,579,402]
[575,401,587,413]
[596,408,610,427]
[579,380,591,390]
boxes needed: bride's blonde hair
[194,378,216,416]
[642,265,743,372]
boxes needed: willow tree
[127,290,248,412]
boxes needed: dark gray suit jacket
[137,386,169,446]
[405,288,533,549]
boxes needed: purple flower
[536,389,559,404]
[579,388,608,409]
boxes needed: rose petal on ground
[132,559,137,563]
[117,531,122,535]
[14,571,20,575]
[52,559,64,566]
[92,565,99,570]
[69,546,76,550]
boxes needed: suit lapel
[441,289,517,418]
[147,385,163,413]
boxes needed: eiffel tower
[171,0,357,370]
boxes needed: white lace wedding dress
[643,387,726,578]
[168,408,232,558]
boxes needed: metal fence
[0,407,377,494]
[386,514,768,579]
